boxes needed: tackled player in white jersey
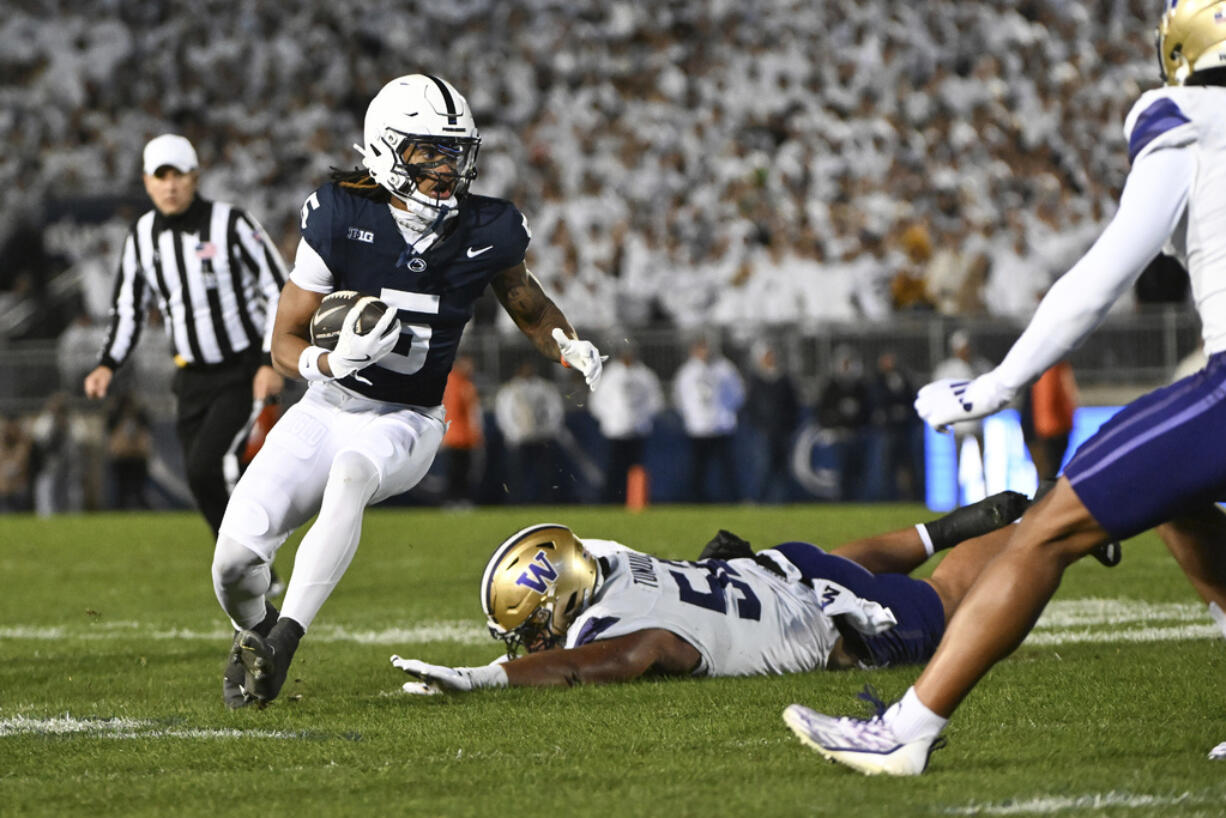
[388,491,1040,690]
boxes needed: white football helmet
[1157,0,1226,85]
[480,524,601,658]
[355,73,481,217]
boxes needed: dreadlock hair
[329,167,391,203]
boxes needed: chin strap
[390,201,457,260]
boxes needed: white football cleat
[1210,741,1226,760]
[782,703,944,776]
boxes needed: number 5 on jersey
[668,562,762,621]
[377,288,439,375]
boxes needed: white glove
[914,372,1015,432]
[551,328,606,391]
[328,300,400,384]
[815,580,897,635]
[390,655,508,692]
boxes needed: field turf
[2,505,1224,817]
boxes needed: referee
[85,134,288,588]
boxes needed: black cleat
[1090,540,1122,567]
[237,631,287,705]
[223,601,278,709]
[924,490,1030,551]
[237,618,303,706]
[223,632,257,709]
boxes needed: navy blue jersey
[300,184,530,405]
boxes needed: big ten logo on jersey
[514,551,558,593]
[347,227,374,244]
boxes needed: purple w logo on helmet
[515,551,559,593]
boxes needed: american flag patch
[195,242,217,260]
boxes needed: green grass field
[2,505,1225,817]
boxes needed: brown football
[309,290,390,350]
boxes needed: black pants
[173,353,258,538]
[603,436,646,503]
[689,434,737,503]
[111,458,150,509]
[444,447,476,503]
[505,440,559,504]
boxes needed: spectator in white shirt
[589,342,664,504]
[494,360,566,504]
[672,336,745,503]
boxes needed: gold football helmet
[1157,0,1226,85]
[481,524,601,658]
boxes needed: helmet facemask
[380,129,480,213]
[490,606,564,658]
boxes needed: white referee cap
[143,134,198,175]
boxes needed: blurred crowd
[1,333,936,513]
[1,0,1166,341]
[0,0,1180,513]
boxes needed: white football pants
[212,381,445,631]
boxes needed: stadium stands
[1,0,1163,336]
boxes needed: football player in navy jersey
[211,74,605,708]
[786,1,1226,774]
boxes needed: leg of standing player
[785,360,1226,773]
[213,386,445,706]
[831,490,1028,574]
[909,478,1105,715]
[1157,508,1226,616]
[911,365,1226,721]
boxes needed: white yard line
[0,599,1219,649]
[1025,623,1219,646]
[944,790,1203,815]
[1034,599,1203,628]
[0,621,490,645]
[0,715,303,740]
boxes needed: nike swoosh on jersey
[466,245,494,258]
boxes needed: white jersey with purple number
[1124,85,1226,355]
[565,539,840,677]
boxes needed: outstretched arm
[392,628,700,691]
[915,146,1194,431]
[491,261,604,389]
[504,629,700,686]
[490,261,574,359]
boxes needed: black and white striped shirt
[99,196,287,370]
